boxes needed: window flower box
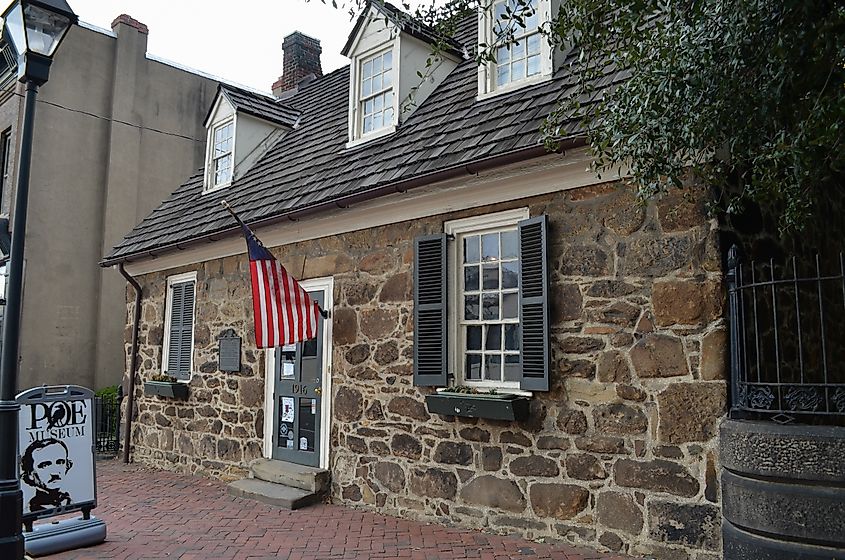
[425,391,530,421]
[143,381,189,400]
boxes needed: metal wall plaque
[218,329,241,372]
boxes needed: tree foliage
[322,0,845,232]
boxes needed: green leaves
[548,0,845,233]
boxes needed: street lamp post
[0,1,77,557]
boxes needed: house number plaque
[218,329,241,373]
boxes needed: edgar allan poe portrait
[21,438,73,512]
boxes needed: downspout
[118,263,142,464]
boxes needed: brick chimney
[272,32,322,97]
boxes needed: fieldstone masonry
[126,181,727,559]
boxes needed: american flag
[228,205,322,347]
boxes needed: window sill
[143,381,189,400]
[345,125,397,150]
[425,391,530,421]
[476,73,552,102]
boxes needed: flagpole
[220,200,330,320]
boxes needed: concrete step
[227,478,322,510]
[250,458,330,493]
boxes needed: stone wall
[126,181,727,559]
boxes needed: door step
[226,459,331,510]
[227,478,322,510]
[249,458,330,493]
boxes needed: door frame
[262,276,334,469]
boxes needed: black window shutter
[167,281,195,380]
[413,233,448,387]
[518,215,550,391]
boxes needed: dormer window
[210,120,234,188]
[360,49,395,135]
[343,3,461,148]
[202,84,300,193]
[478,0,552,98]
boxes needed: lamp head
[1,0,77,84]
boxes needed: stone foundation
[126,181,727,558]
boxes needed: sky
[65,0,364,93]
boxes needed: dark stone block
[433,441,473,465]
[648,501,720,550]
[374,461,405,493]
[592,403,647,435]
[565,454,607,480]
[614,459,699,497]
[390,433,422,459]
[459,427,491,443]
[410,467,457,499]
[529,483,589,520]
[482,447,502,471]
[510,455,559,477]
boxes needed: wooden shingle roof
[103,13,625,265]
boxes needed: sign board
[17,386,97,523]
[218,329,241,372]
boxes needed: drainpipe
[118,263,142,464]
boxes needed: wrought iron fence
[94,395,122,455]
[727,245,845,424]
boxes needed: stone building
[0,15,220,389]
[103,5,736,559]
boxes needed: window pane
[485,355,502,381]
[383,69,393,88]
[364,99,374,114]
[486,324,502,351]
[373,54,382,74]
[482,293,499,320]
[384,90,393,108]
[527,54,540,76]
[373,112,383,130]
[466,354,482,380]
[505,324,519,351]
[362,60,372,78]
[383,50,393,70]
[362,78,372,97]
[513,39,525,58]
[512,59,525,80]
[527,34,541,55]
[464,235,480,263]
[372,73,382,92]
[525,7,538,31]
[465,295,479,320]
[363,116,372,133]
[502,261,518,289]
[497,45,510,64]
[501,230,518,259]
[374,94,383,112]
[497,65,510,87]
[384,107,394,124]
[482,264,499,290]
[464,265,479,291]
[467,326,482,351]
[504,355,520,382]
[502,292,518,319]
[482,233,499,261]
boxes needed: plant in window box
[425,385,530,420]
[143,374,189,400]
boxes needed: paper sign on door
[281,397,294,422]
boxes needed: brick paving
[45,460,631,560]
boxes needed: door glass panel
[279,344,296,379]
[278,396,295,449]
[298,398,317,452]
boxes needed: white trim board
[262,277,335,470]
[122,147,615,277]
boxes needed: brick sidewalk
[44,460,631,560]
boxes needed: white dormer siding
[477,0,555,99]
[344,6,460,148]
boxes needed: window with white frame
[208,120,234,189]
[493,0,541,87]
[414,209,550,393]
[479,0,551,96]
[445,209,529,390]
[459,225,522,387]
[359,49,394,136]
[162,272,196,381]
